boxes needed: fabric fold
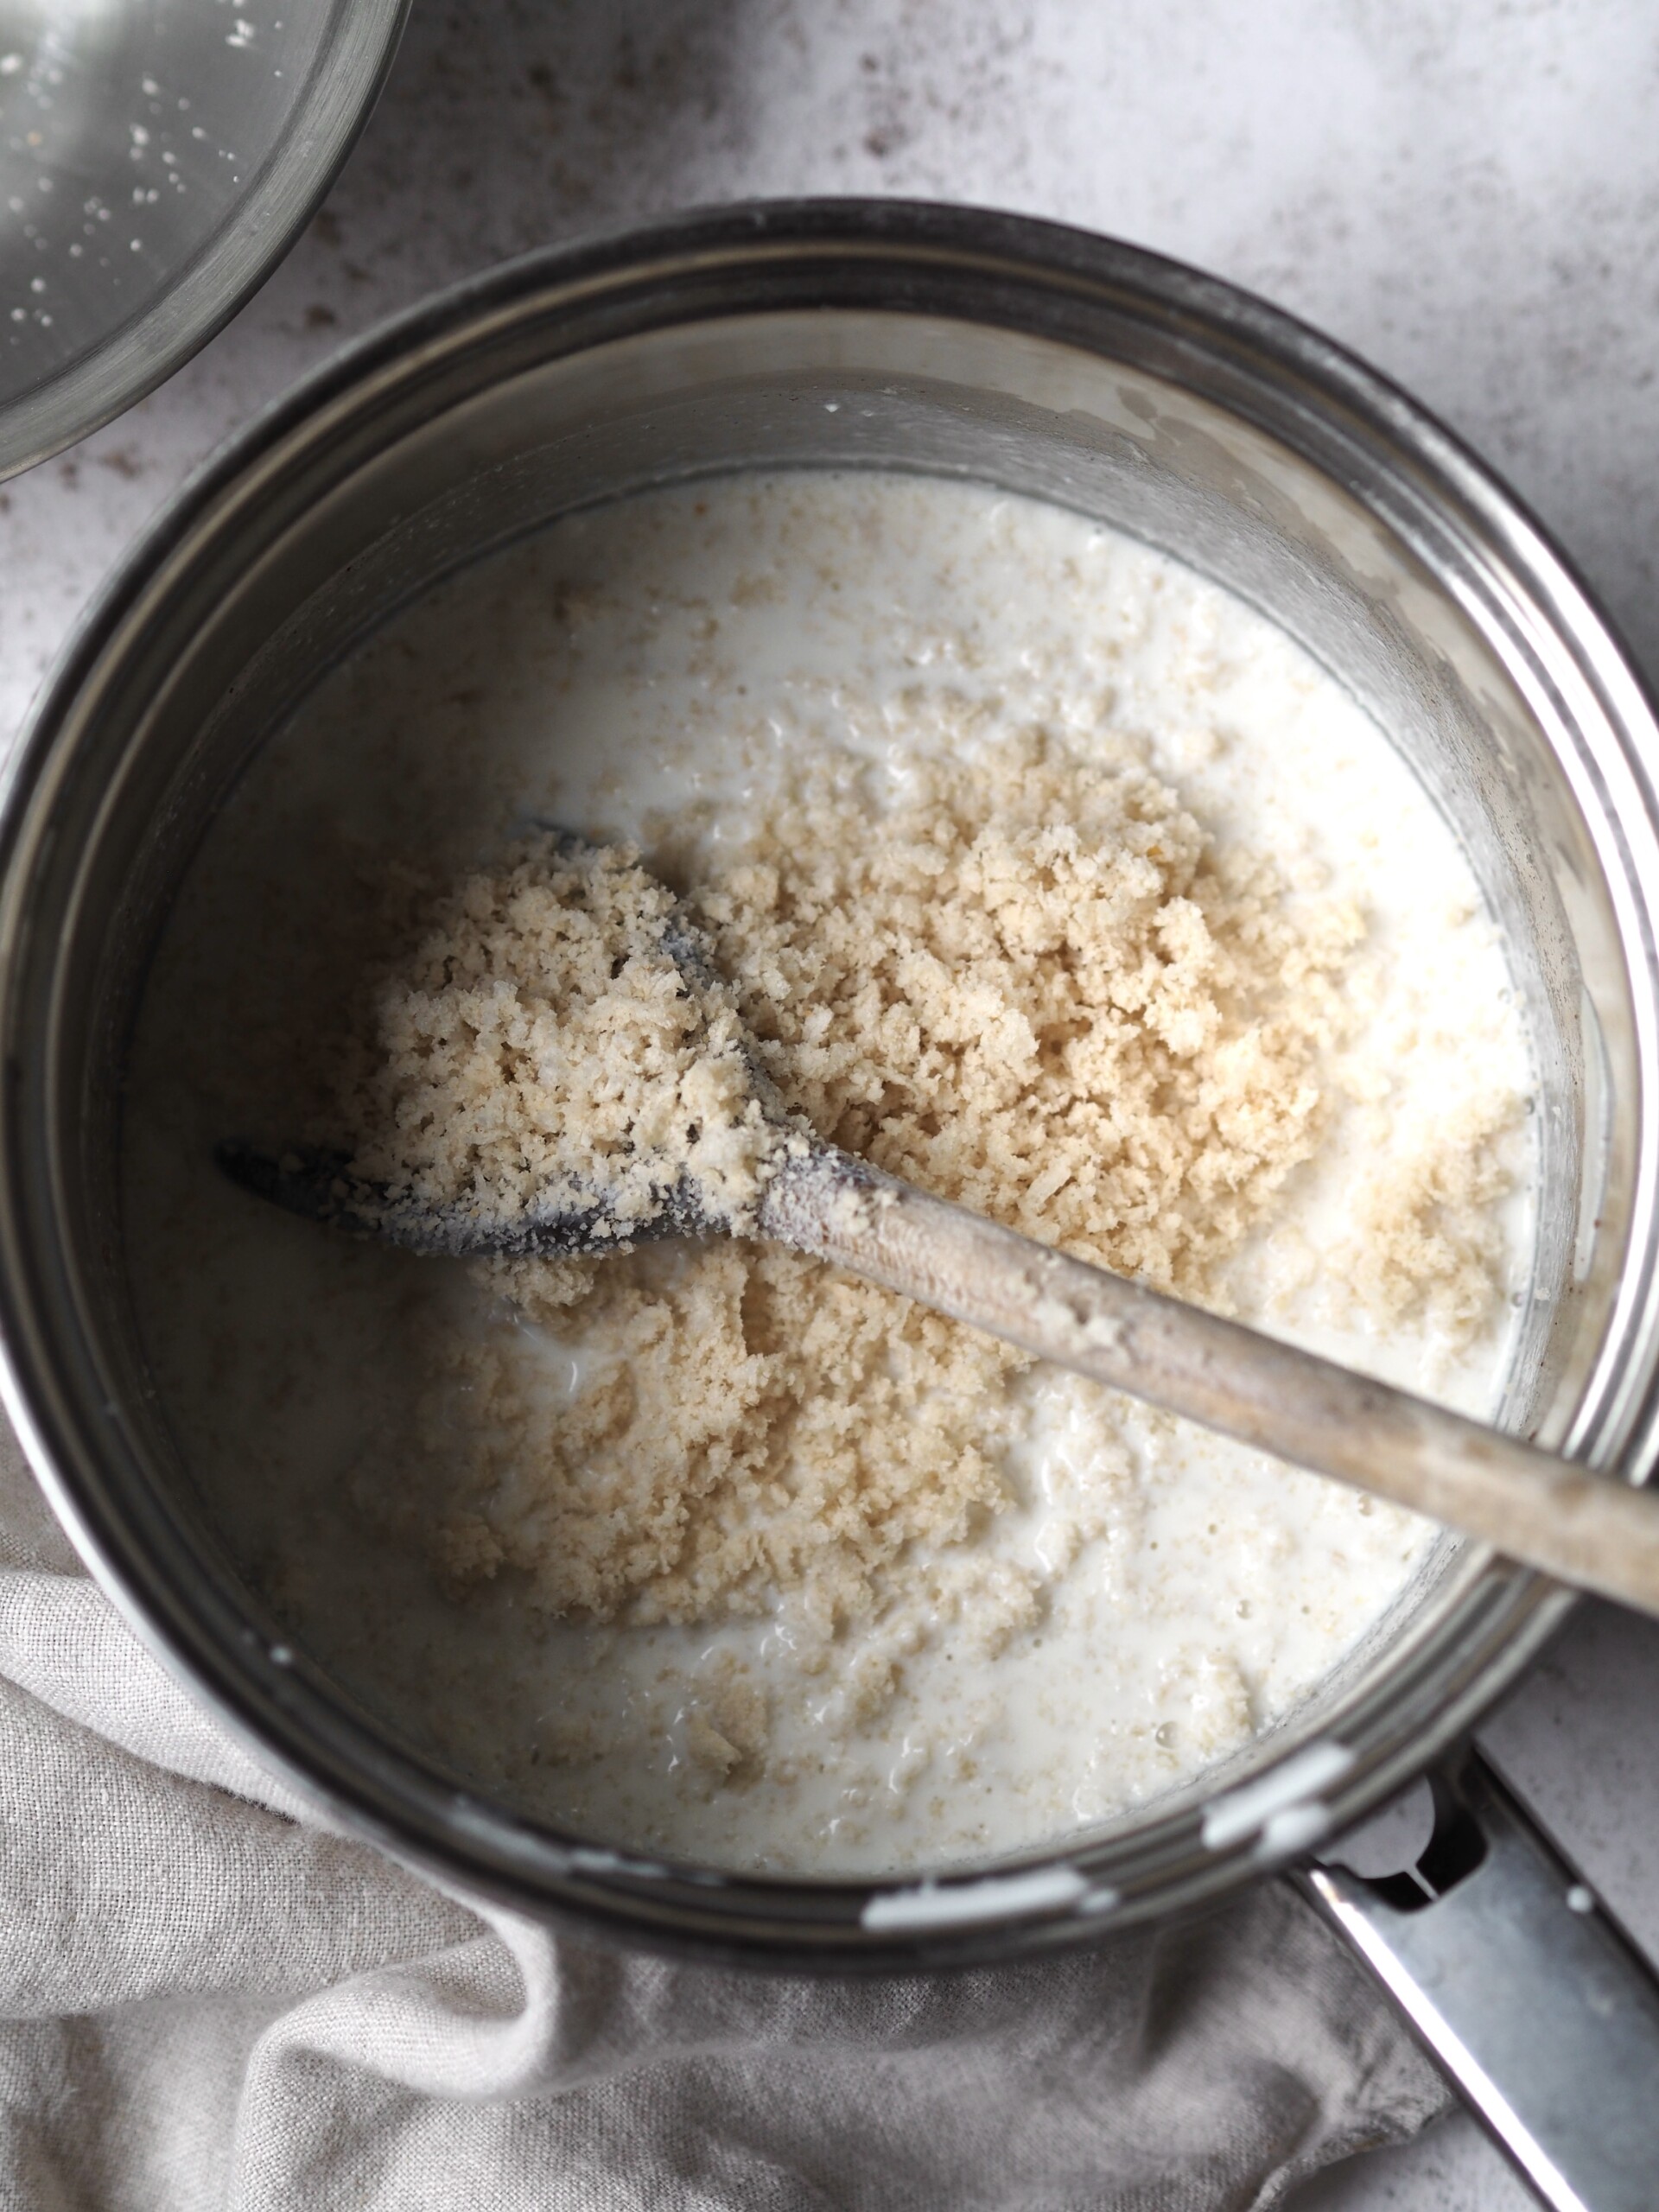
[0,1427,1446,2209]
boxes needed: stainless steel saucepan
[2,202,1657,2210]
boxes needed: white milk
[122,473,1535,1875]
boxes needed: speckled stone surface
[4,5,1659,2204]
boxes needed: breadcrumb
[340,836,789,1243]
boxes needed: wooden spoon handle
[760,1146,1659,1617]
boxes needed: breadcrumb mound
[697,728,1358,1294]
[429,1242,1020,1630]
[346,728,1505,1630]
[340,836,787,1242]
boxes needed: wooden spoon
[218,836,1659,1619]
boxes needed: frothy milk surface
[122,473,1536,1875]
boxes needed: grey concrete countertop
[4,5,1657,2203]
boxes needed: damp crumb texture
[341,834,790,1246]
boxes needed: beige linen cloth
[0,1423,1447,2211]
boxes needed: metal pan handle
[1301,1748,1659,2212]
